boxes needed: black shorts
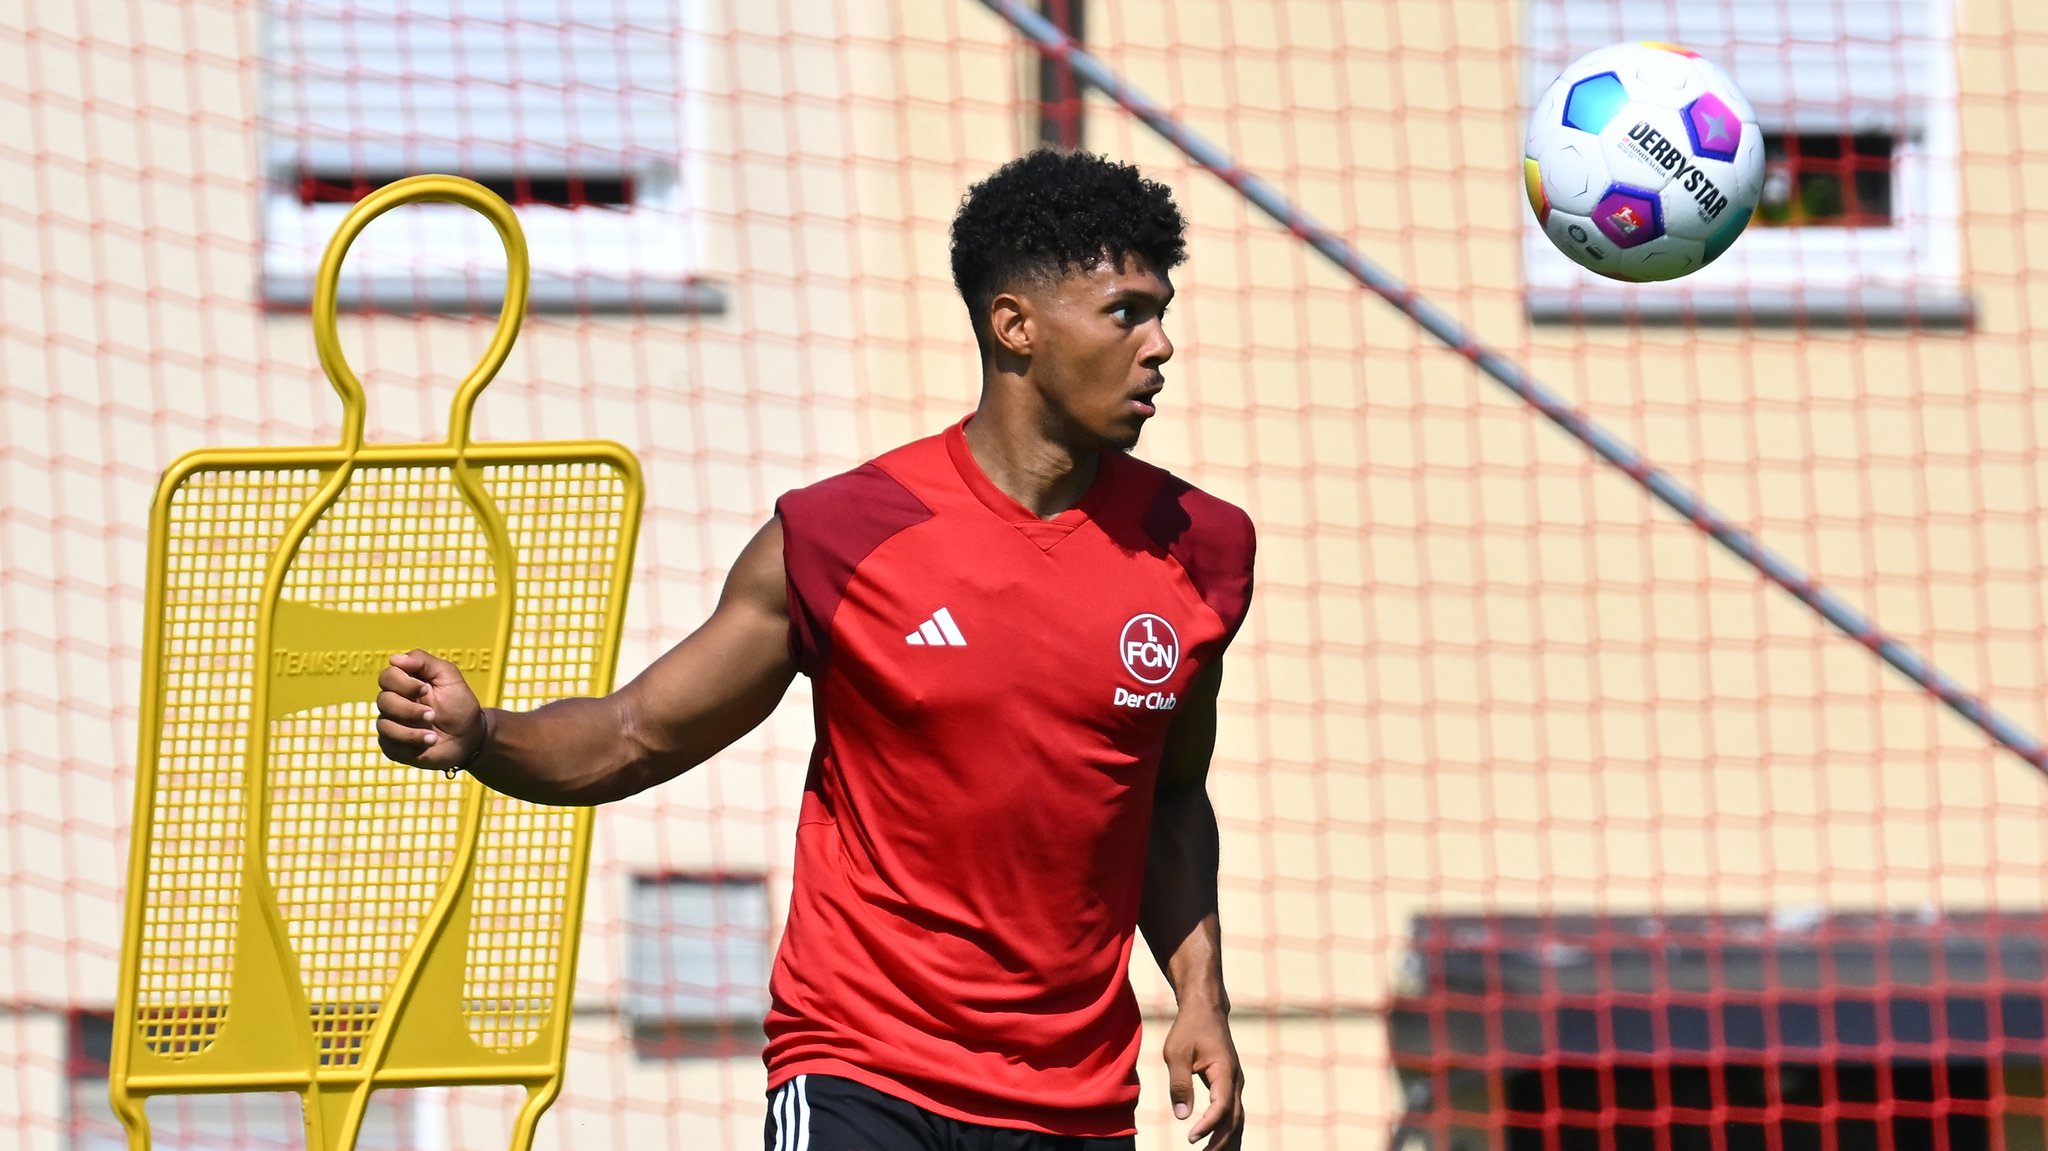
[764,1074,1137,1151]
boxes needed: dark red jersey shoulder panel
[1139,469,1257,642]
[775,463,934,676]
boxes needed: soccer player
[376,149,1254,1151]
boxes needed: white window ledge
[1528,285,1974,327]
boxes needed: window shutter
[265,0,681,184]
[1524,0,1943,135]
[623,876,770,1025]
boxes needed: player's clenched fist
[376,649,487,773]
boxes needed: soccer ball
[1524,42,1765,282]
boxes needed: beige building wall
[5,2,2048,1150]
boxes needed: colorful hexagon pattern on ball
[1593,186,1663,249]
[1683,92,1742,163]
[1563,72,1630,134]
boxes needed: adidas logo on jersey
[904,607,967,647]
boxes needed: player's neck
[962,403,1100,520]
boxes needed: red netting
[4,2,2048,1149]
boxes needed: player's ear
[988,289,1032,359]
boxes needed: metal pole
[1035,0,1085,149]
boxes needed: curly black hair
[949,149,1187,351]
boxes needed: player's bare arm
[1141,657,1246,1151]
[375,518,798,805]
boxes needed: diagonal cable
[975,0,2048,776]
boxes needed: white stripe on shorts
[770,1075,813,1151]
[794,1075,811,1151]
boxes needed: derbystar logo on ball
[1620,120,1733,222]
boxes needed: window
[1523,0,1969,326]
[623,873,771,1057]
[1759,132,1899,228]
[261,0,723,313]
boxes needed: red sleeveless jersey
[764,417,1255,1137]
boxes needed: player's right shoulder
[775,459,933,553]
[775,428,951,531]
[774,442,941,674]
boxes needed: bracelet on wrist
[446,715,490,780]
